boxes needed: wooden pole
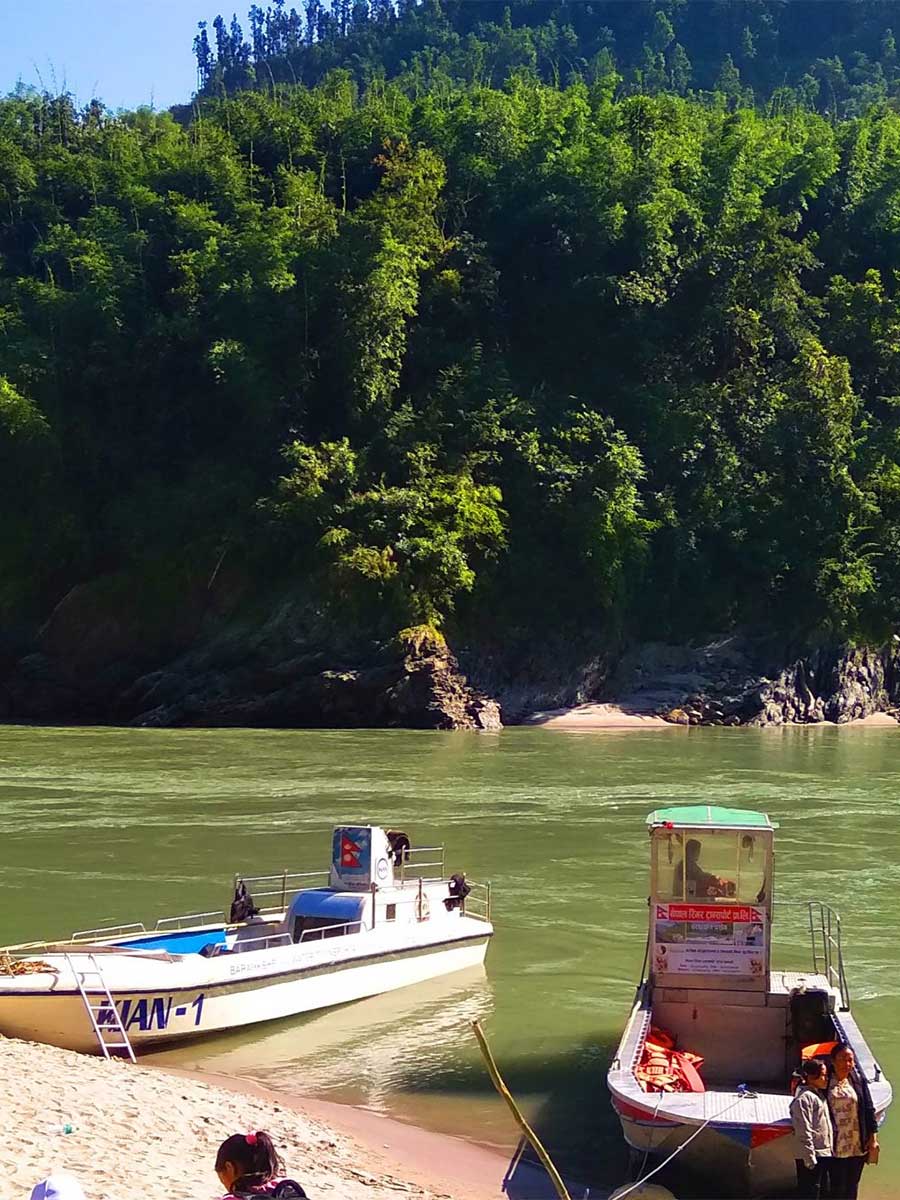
[471,1020,572,1200]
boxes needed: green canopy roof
[646,805,777,830]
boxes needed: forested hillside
[6,2,900,725]
[196,0,900,117]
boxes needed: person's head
[831,1042,856,1080]
[30,1178,87,1200]
[800,1059,829,1090]
[685,839,701,862]
[215,1131,282,1191]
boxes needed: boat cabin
[646,805,838,1089]
[222,824,475,952]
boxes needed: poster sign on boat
[652,903,767,977]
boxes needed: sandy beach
[525,703,674,730]
[526,702,899,730]
[0,1037,515,1200]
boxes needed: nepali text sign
[656,903,765,924]
[653,903,767,977]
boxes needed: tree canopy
[195,0,900,119]
[6,5,900,654]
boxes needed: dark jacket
[828,1067,877,1151]
[224,1180,307,1199]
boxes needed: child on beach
[215,1131,308,1198]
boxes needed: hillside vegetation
[5,1,900,675]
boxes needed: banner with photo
[653,903,767,977]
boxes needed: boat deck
[769,970,832,995]
[639,1086,791,1126]
[609,970,892,1129]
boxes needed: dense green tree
[11,15,900,648]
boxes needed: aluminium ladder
[64,951,136,1062]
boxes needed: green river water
[1,723,898,1198]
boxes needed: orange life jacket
[635,1024,706,1094]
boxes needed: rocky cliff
[1,576,897,731]
[606,637,900,726]
[0,576,501,731]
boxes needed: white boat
[607,805,891,1198]
[0,825,493,1056]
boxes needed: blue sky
[3,0,222,111]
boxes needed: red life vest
[635,1025,706,1094]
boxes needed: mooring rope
[614,1090,757,1200]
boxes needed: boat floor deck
[640,1087,792,1126]
[769,970,834,995]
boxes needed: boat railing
[233,869,331,912]
[298,920,363,942]
[155,911,226,931]
[462,880,492,922]
[232,931,293,953]
[71,922,147,942]
[398,845,446,883]
[777,899,851,1011]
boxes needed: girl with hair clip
[215,1131,308,1198]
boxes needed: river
[1,723,897,1197]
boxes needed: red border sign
[656,903,764,923]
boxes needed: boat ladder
[64,952,136,1062]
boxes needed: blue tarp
[287,888,366,922]
[114,928,227,954]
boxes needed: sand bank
[846,711,898,726]
[0,1036,513,1200]
[525,703,673,730]
[526,703,899,730]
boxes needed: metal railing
[232,931,293,953]
[155,911,225,931]
[233,869,330,912]
[398,845,445,883]
[462,880,492,922]
[777,899,850,1011]
[71,922,146,942]
[298,920,363,943]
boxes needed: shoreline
[156,1062,519,1200]
[525,703,900,730]
[0,1035,518,1200]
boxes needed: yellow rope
[472,1020,572,1200]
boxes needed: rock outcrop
[0,586,503,731]
[606,637,900,727]
[2,572,898,731]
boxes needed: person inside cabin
[215,1131,308,1199]
[827,1042,879,1200]
[790,1058,834,1198]
[674,838,734,898]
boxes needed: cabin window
[655,832,685,900]
[385,903,396,921]
[735,835,767,903]
[658,831,767,903]
[292,915,360,943]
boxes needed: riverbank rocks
[0,599,504,731]
[607,637,900,728]
[3,576,900,731]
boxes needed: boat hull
[0,933,490,1054]
[613,1098,798,1197]
[607,976,892,1198]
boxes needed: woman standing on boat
[791,1059,833,1197]
[827,1042,879,1199]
